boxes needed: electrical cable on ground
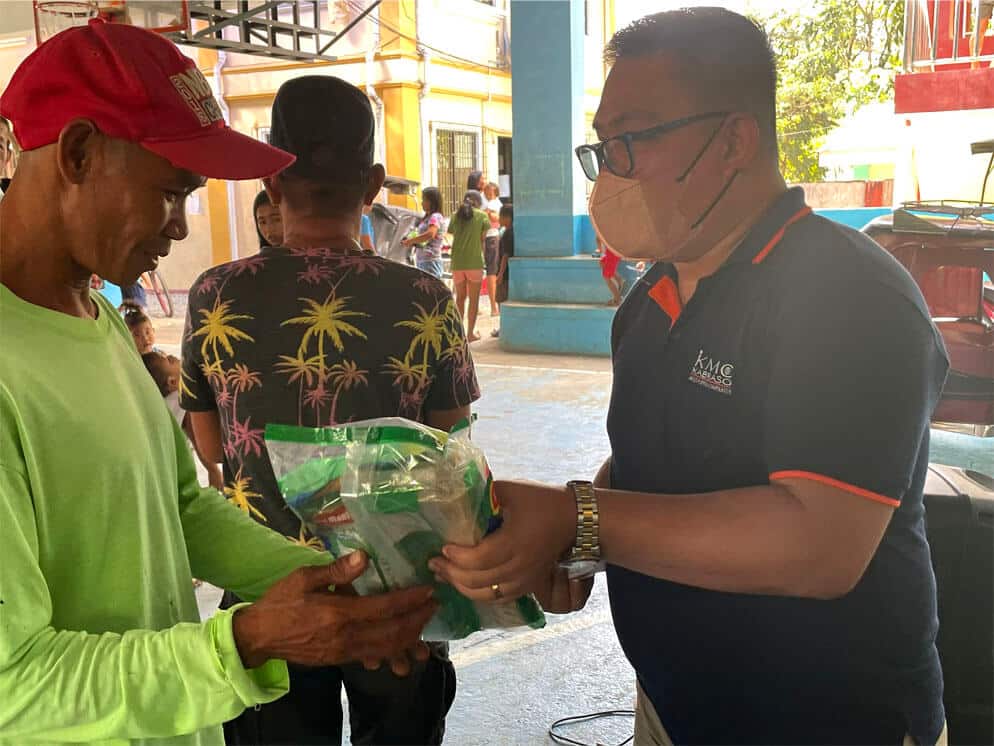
[548,709,636,746]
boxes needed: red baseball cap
[0,19,294,180]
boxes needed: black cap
[269,76,374,181]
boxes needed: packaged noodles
[265,417,546,641]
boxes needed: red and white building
[894,0,994,202]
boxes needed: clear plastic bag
[265,417,546,640]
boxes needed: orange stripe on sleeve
[769,470,901,507]
[648,275,682,328]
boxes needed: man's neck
[280,212,362,251]
[673,181,787,304]
[0,189,95,319]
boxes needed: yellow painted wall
[379,0,418,55]
[205,180,232,266]
[381,83,423,208]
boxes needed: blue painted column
[501,0,617,356]
[509,0,586,257]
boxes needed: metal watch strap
[567,480,600,561]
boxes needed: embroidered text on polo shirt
[688,347,735,395]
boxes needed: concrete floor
[443,364,635,746]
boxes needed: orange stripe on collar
[751,206,813,265]
[648,275,682,329]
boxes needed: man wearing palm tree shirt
[181,76,479,745]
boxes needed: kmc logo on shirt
[689,348,735,396]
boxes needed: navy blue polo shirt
[606,188,949,745]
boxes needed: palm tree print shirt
[181,247,481,540]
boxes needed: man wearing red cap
[0,20,437,745]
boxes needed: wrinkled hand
[233,552,437,676]
[428,480,576,603]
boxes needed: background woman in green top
[448,189,489,341]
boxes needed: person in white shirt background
[482,180,503,317]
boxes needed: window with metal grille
[436,129,479,216]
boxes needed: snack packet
[265,417,546,640]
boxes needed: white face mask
[587,118,737,261]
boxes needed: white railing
[905,0,994,71]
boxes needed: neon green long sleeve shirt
[0,285,330,745]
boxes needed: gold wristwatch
[559,480,604,579]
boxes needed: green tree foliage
[756,0,906,182]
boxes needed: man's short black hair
[605,7,778,155]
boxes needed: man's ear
[364,164,386,206]
[56,119,102,185]
[167,374,179,391]
[263,175,282,206]
[721,113,762,172]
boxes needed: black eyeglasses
[575,111,729,181]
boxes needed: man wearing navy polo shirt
[430,8,949,745]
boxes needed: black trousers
[223,650,455,746]
[221,586,455,746]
